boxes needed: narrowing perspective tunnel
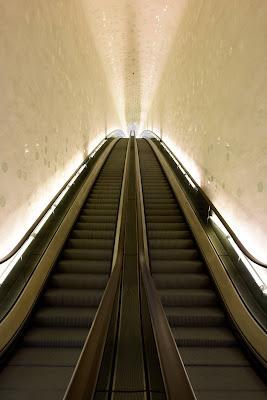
[1,2,267,399]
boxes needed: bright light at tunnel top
[127,122,139,137]
[83,0,187,136]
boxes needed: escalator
[137,138,267,400]
[0,138,128,399]
[0,135,265,399]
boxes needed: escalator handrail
[134,137,196,400]
[64,138,131,400]
[142,131,267,268]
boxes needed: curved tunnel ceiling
[81,0,187,134]
[1,1,266,267]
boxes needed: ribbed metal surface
[0,139,128,399]
[112,138,146,394]
[93,285,121,395]
[137,139,266,399]
[140,276,166,397]
[112,392,146,400]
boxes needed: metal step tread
[185,365,267,391]
[158,288,217,306]
[43,288,104,306]
[66,238,114,249]
[50,273,109,289]
[171,326,237,346]
[0,366,74,390]
[23,327,89,347]
[8,347,81,367]
[56,259,111,273]
[70,230,114,239]
[149,238,194,249]
[61,248,112,260]
[148,230,192,240]
[164,306,226,327]
[34,306,97,327]
[150,259,205,273]
[179,347,251,366]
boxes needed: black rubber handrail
[0,132,122,264]
[142,130,267,268]
[134,136,196,400]
[64,138,131,400]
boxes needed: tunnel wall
[0,1,122,260]
[147,0,267,263]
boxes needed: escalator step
[143,198,176,204]
[145,209,181,216]
[149,239,194,249]
[147,222,188,231]
[148,231,191,240]
[50,273,109,289]
[91,186,121,191]
[80,209,117,216]
[0,366,74,391]
[141,179,168,183]
[145,203,178,210]
[62,248,112,260]
[74,222,116,231]
[153,273,210,289]
[33,306,97,327]
[83,203,118,210]
[70,230,114,239]
[150,259,205,273]
[171,326,237,347]
[186,366,267,391]
[158,288,217,306]
[179,347,250,367]
[91,187,121,192]
[0,389,65,400]
[110,393,146,400]
[8,347,81,367]
[164,307,226,327]
[146,216,185,223]
[142,185,170,190]
[193,390,267,400]
[150,248,200,260]
[23,327,88,347]
[89,194,120,200]
[143,193,174,199]
[43,288,104,307]
[87,198,118,204]
[56,260,110,273]
[66,239,114,249]
[78,215,117,223]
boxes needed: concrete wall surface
[0,0,122,259]
[147,0,267,264]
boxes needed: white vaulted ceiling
[81,0,187,134]
[1,0,266,266]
